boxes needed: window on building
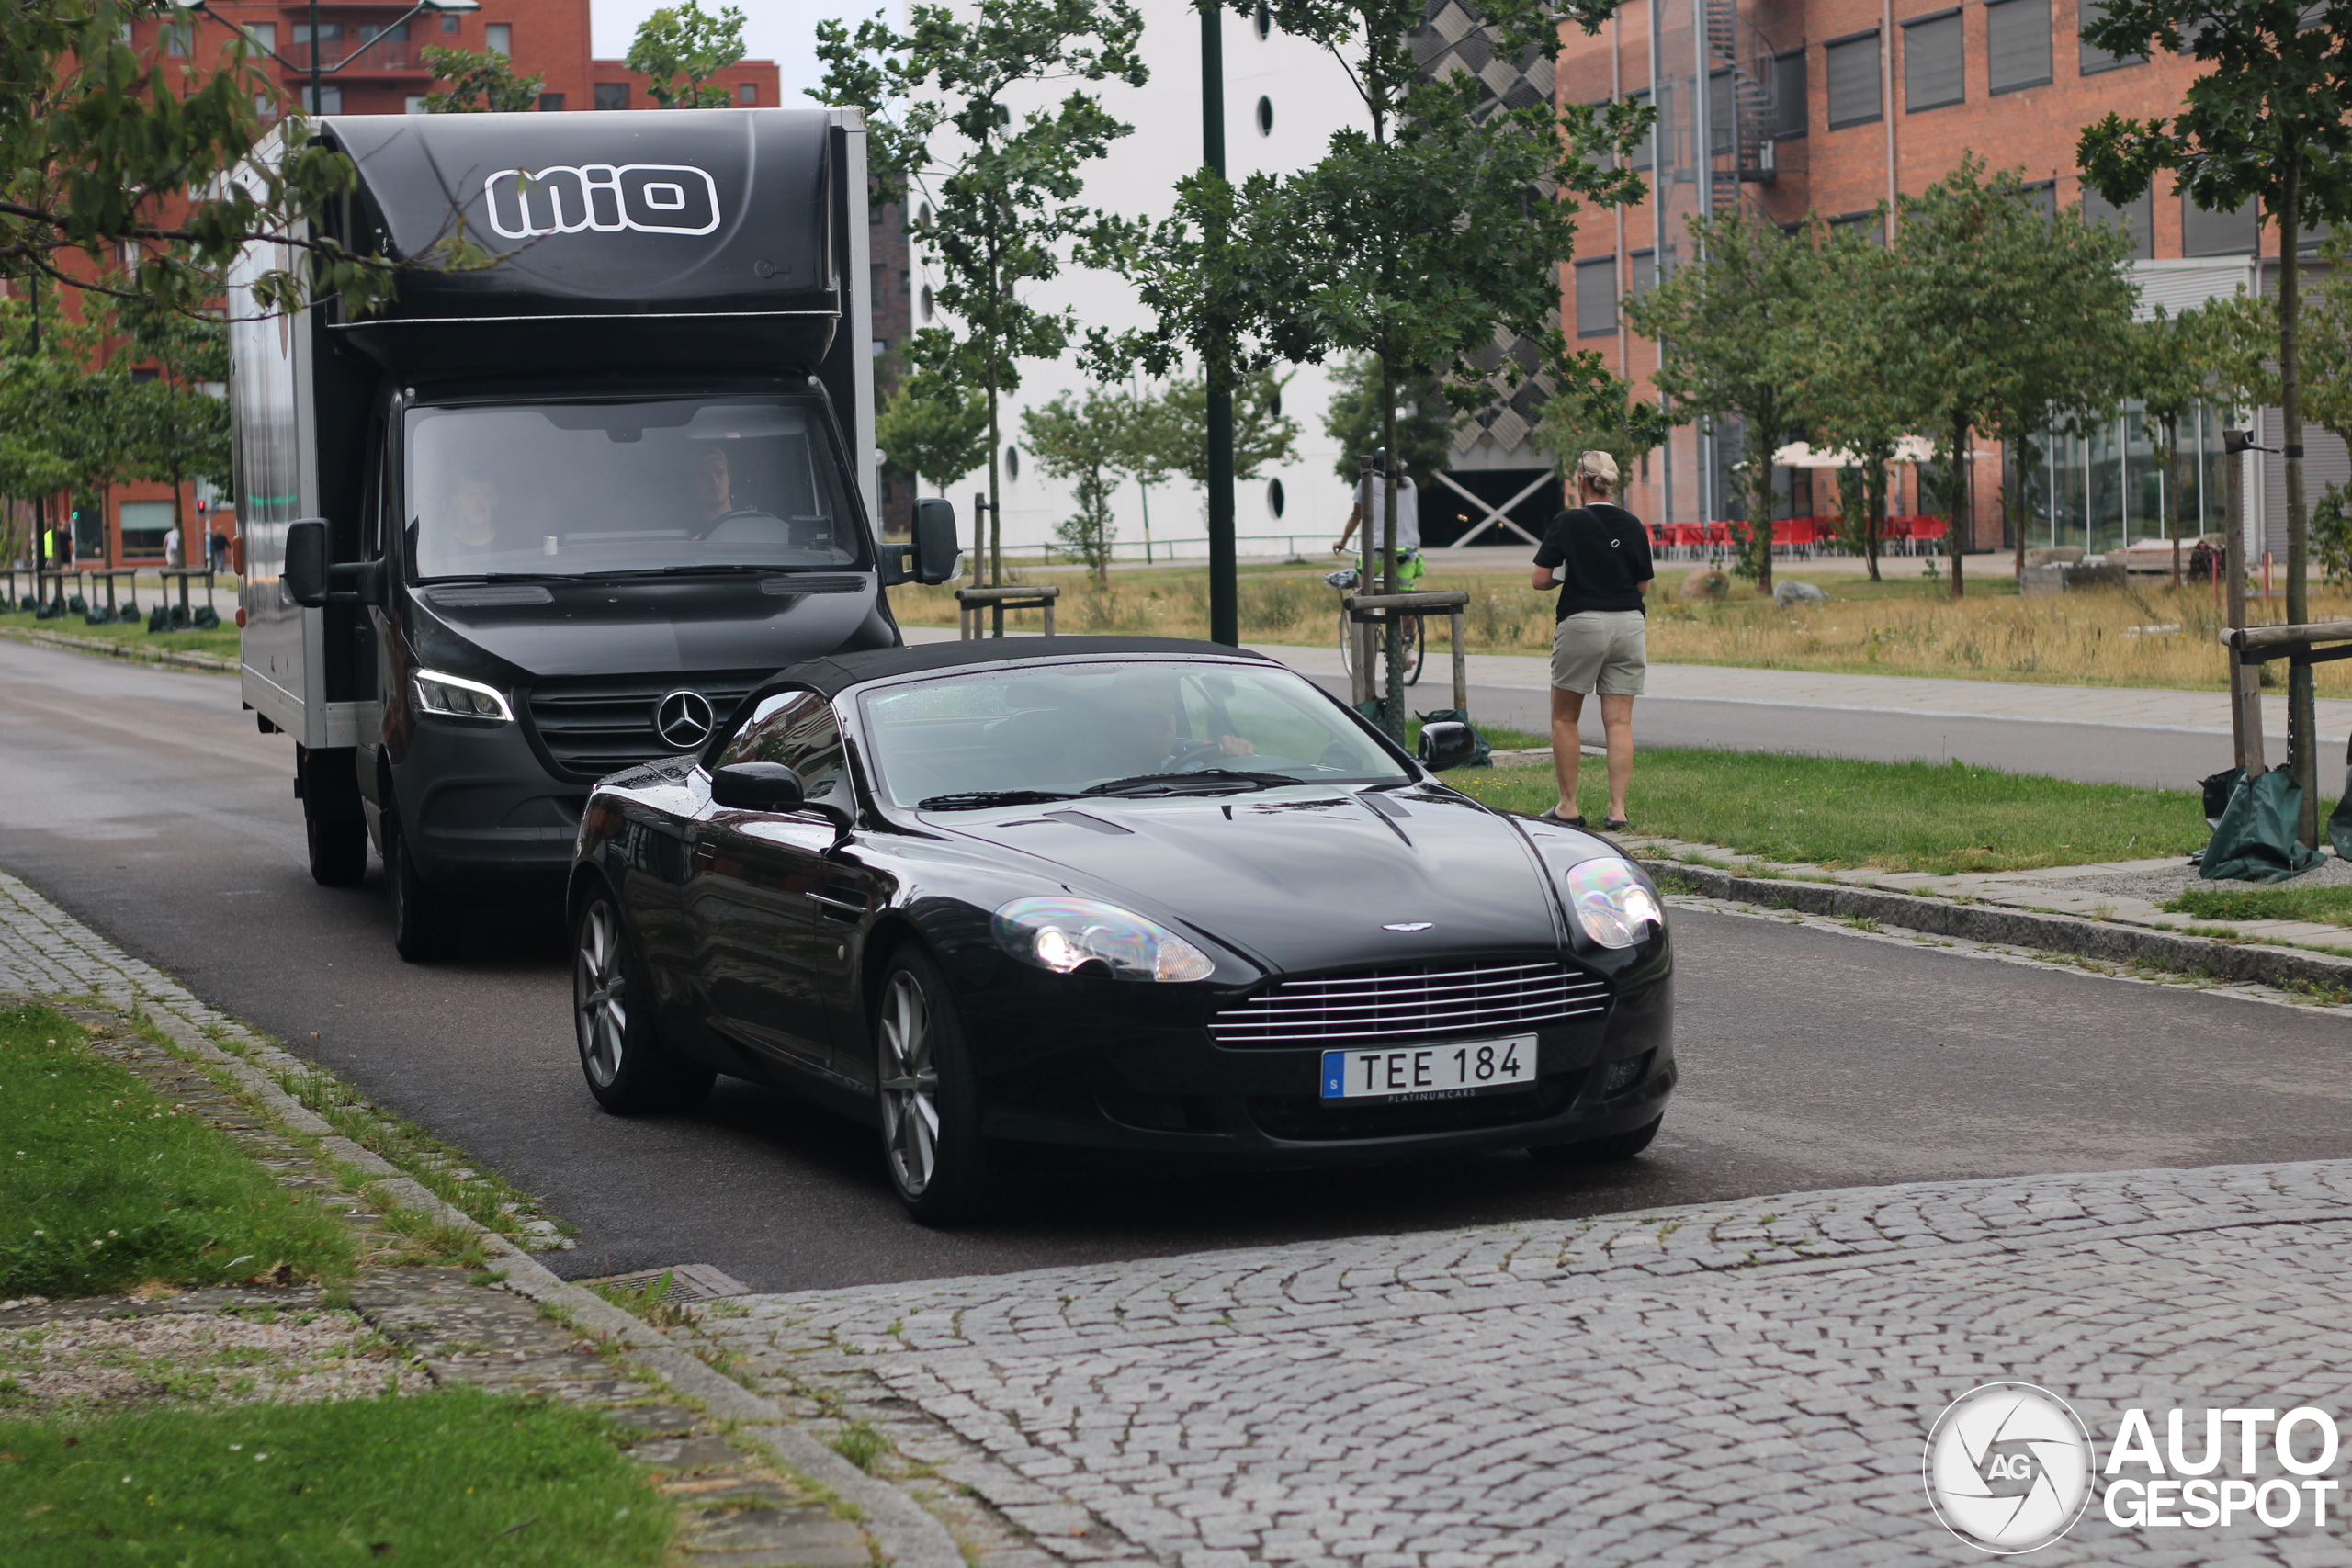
[1006,446,1021,479]
[1267,478,1285,518]
[245,22,276,53]
[2077,0,2144,72]
[1574,257,1618,338]
[872,264,887,299]
[484,23,512,56]
[1826,32,1883,128]
[1257,96,1273,135]
[120,502,175,557]
[1903,11,1963,111]
[1708,69,1735,156]
[359,21,409,42]
[441,13,459,32]
[538,93,565,111]
[1626,87,1654,169]
[1771,50,1807,139]
[594,82,629,110]
[737,83,757,104]
[2022,180,2057,219]
[1987,0,2052,93]
[2081,186,2153,257]
[162,21,191,55]
[405,96,429,114]
[291,22,341,43]
[1630,249,1657,298]
[1828,209,1884,243]
[2182,194,2256,256]
[130,367,161,384]
[920,285,933,321]
[1255,2,1272,39]
[301,85,343,113]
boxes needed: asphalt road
[5,637,2349,1295]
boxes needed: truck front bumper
[390,716,587,890]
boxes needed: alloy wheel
[877,969,941,1197]
[574,901,628,1089]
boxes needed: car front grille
[1208,959,1609,1049]
[524,670,769,782]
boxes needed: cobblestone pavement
[696,1159,2352,1566]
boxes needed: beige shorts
[1551,610,1647,695]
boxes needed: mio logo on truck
[483,164,721,239]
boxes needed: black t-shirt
[1534,503,1655,620]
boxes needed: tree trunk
[1864,463,1883,583]
[1749,409,1775,595]
[2165,416,2182,591]
[2278,154,2317,845]
[2010,436,2029,584]
[984,367,1001,589]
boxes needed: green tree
[418,44,546,113]
[2079,0,2352,838]
[1896,158,2133,600]
[1624,209,1819,590]
[0,4,416,320]
[1129,365,1299,488]
[1534,367,1673,515]
[1112,0,1645,734]
[876,365,989,499]
[1786,217,1921,583]
[1320,355,1453,485]
[626,2,748,109]
[816,0,1147,587]
[1022,386,1138,584]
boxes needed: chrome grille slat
[1211,960,1609,1048]
[525,669,769,782]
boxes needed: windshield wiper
[593,564,779,579]
[1081,770,1305,797]
[916,789,1080,810]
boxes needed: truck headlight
[992,896,1214,982]
[413,668,514,723]
[1561,856,1663,949]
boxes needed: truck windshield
[407,397,865,581]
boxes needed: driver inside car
[1102,675,1256,776]
[687,445,790,544]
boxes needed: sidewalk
[690,1159,2352,1566]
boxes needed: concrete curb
[1645,859,2352,995]
[0,626,235,673]
[132,1004,967,1568]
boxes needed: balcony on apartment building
[279,23,434,79]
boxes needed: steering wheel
[1161,739,1230,773]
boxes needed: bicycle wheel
[1402,614,1426,685]
[1338,607,1355,677]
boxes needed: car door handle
[806,889,865,919]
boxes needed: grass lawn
[2163,882,2352,928]
[0,609,238,662]
[0,1387,673,1566]
[1450,750,2249,874]
[0,1005,352,1298]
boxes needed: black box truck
[232,107,956,959]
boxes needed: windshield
[857,661,1411,807]
[406,396,864,581]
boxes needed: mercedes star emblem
[654,689,716,750]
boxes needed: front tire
[383,814,451,963]
[874,947,990,1225]
[306,817,368,887]
[572,893,713,1114]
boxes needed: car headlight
[1561,856,1663,949]
[413,668,514,722]
[992,896,1215,982]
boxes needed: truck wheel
[383,816,451,963]
[306,817,368,887]
[874,947,991,1225]
[572,893,713,1114]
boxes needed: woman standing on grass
[1531,451,1653,830]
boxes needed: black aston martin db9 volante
[568,637,1673,1223]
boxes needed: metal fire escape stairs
[1702,0,1780,214]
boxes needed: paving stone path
[695,1159,2352,1567]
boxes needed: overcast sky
[591,1,880,103]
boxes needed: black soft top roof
[766,637,1277,701]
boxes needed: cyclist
[1333,457,1423,591]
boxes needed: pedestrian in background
[1531,451,1651,831]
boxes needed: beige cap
[1575,450,1620,488]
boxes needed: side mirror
[709,761,806,811]
[283,518,330,606]
[1418,720,1477,773]
[912,497,960,585]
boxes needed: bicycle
[1327,551,1426,686]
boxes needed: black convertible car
[567,637,1673,1222]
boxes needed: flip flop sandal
[1537,809,1588,828]
[1601,818,1632,832]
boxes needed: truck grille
[524,670,769,783]
[1210,959,1607,1049]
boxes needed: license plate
[1319,1036,1536,1101]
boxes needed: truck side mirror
[283,519,330,606]
[912,498,960,585]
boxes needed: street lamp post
[1200,2,1237,647]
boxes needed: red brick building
[1555,0,2319,554]
[40,3,781,568]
